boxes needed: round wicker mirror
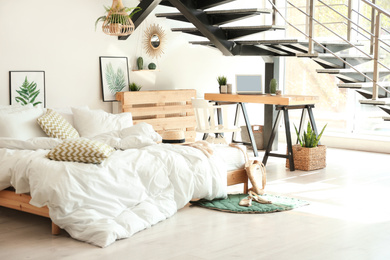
[143,24,166,58]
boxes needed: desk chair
[191,98,241,144]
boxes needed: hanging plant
[95,0,141,36]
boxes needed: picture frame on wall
[9,71,46,107]
[99,56,130,102]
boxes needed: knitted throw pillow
[37,109,79,139]
[46,139,115,164]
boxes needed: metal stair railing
[268,0,390,100]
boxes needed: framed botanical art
[99,56,130,102]
[9,71,46,107]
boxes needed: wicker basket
[286,145,326,171]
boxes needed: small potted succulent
[270,78,277,95]
[217,76,227,93]
[286,122,327,171]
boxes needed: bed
[0,89,248,247]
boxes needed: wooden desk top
[204,93,319,106]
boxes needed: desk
[204,93,319,171]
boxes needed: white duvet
[0,123,227,247]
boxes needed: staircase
[124,0,390,121]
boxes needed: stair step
[159,0,237,9]
[188,39,317,56]
[316,68,390,83]
[297,41,364,54]
[359,98,390,105]
[156,8,271,26]
[337,82,390,89]
[356,89,386,99]
[172,25,286,39]
[379,105,390,115]
[312,53,373,69]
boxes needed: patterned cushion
[47,139,115,164]
[37,109,79,139]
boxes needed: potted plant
[286,122,327,171]
[129,82,142,91]
[270,78,277,95]
[217,76,227,93]
[95,1,141,35]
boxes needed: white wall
[0,0,265,115]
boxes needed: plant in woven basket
[287,122,328,171]
[14,76,42,106]
[294,122,327,148]
[129,82,142,91]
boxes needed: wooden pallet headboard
[116,89,197,142]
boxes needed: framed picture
[9,71,46,107]
[99,56,130,102]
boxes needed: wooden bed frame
[0,89,248,235]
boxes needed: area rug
[190,193,309,214]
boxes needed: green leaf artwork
[105,63,126,94]
[15,76,42,106]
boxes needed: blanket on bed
[0,123,227,247]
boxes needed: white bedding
[0,123,228,247]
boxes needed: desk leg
[297,109,307,144]
[283,108,295,171]
[262,110,282,166]
[240,103,258,157]
[231,103,241,143]
[307,106,319,143]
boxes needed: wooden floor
[1,147,390,260]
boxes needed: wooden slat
[133,116,197,131]
[116,89,196,106]
[124,104,194,118]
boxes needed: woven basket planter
[286,144,326,171]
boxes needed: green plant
[294,122,327,148]
[129,82,142,91]
[270,78,277,94]
[148,63,156,70]
[137,57,143,70]
[105,63,126,94]
[95,6,141,29]
[15,76,42,106]
[217,75,227,86]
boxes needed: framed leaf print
[99,56,130,102]
[9,71,46,107]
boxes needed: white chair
[191,98,241,144]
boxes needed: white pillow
[71,107,133,137]
[0,106,46,140]
[0,103,33,113]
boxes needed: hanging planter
[95,0,141,36]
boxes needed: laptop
[235,74,264,95]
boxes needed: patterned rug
[190,193,309,214]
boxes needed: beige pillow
[47,139,115,164]
[37,109,79,139]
